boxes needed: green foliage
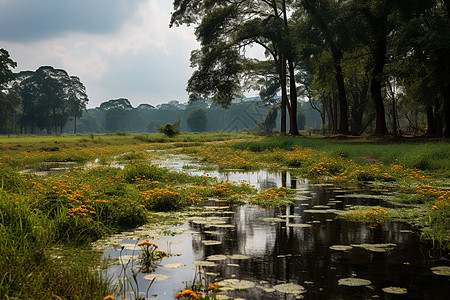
[53,208,108,245]
[140,187,184,211]
[158,120,181,138]
[249,187,295,207]
[12,66,89,134]
[0,192,111,299]
[0,48,17,86]
[0,166,33,193]
[123,163,172,183]
[339,207,392,223]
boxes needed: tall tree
[0,49,20,134]
[299,0,352,134]
[12,67,89,133]
[68,76,89,134]
[171,0,300,136]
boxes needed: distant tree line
[0,56,89,134]
[171,0,450,137]
[72,97,318,134]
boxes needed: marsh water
[93,154,449,300]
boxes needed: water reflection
[100,155,449,299]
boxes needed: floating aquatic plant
[143,274,169,281]
[215,279,256,291]
[273,283,306,295]
[430,266,450,276]
[329,245,353,251]
[194,261,217,267]
[288,223,312,228]
[350,243,397,253]
[207,255,227,261]
[382,286,408,294]
[338,278,371,286]
[202,240,222,246]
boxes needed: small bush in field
[158,120,181,138]
[122,163,169,183]
[140,187,184,211]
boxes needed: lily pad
[204,231,223,236]
[294,195,310,201]
[288,223,312,228]
[273,283,306,294]
[304,209,340,214]
[279,215,302,219]
[215,279,256,291]
[194,261,217,267]
[214,224,236,228]
[227,263,240,267]
[207,255,228,261]
[313,205,330,209]
[338,278,371,286]
[350,243,396,252]
[431,266,450,276]
[382,287,408,294]
[330,245,353,251]
[143,274,169,281]
[163,263,186,269]
[202,240,222,246]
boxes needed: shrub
[93,199,147,231]
[158,120,181,138]
[122,163,169,183]
[140,187,184,211]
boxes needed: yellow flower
[175,289,199,299]
[137,241,158,248]
[103,296,114,300]
[207,283,221,291]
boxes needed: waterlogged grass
[178,135,449,248]
[0,133,257,299]
[1,133,449,297]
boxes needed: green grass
[1,132,449,298]
[233,136,450,171]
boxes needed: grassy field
[0,132,449,299]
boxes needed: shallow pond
[99,156,449,300]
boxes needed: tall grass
[0,191,112,299]
[232,136,450,171]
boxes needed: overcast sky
[0,0,202,108]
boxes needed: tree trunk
[288,58,299,136]
[370,27,389,135]
[332,93,338,133]
[391,91,398,136]
[334,60,349,134]
[74,117,77,134]
[279,58,287,135]
[426,106,435,135]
